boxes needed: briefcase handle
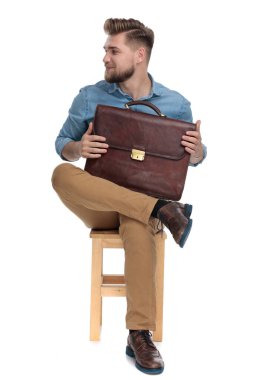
[125,100,166,117]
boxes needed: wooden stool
[89,229,167,341]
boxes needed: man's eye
[112,50,119,55]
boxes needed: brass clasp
[131,149,145,161]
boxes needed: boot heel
[126,345,135,358]
[184,204,193,218]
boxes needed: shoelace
[136,330,157,352]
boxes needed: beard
[104,65,135,83]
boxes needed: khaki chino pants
[52,163,161,330]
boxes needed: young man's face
[103,32,139,83]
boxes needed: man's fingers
[181,140,196,150]
[85,153,102,158]
[81,122,109,158]
[89,134,108,143]
[89,141,109,149]
[88,147,108,153]
[181,134,198,144]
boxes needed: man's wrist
[74,141,82,159]
[190,154,203,164]
[62,141,82,161]
[189,143,207,166]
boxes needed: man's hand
[181,120,203,164]
[79,122,109,158]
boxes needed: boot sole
[179,218,193,248]
[126,346,164,374]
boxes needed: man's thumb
[195,120,201,132]
[86,122,93,135]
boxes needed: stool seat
[89,229,166,341]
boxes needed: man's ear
[136,47,146,63]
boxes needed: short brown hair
[104,18,154,61]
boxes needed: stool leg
[153,236,165,342]
[100,297,103,326]
[90,238,103,340]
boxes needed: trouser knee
[51,163,73,192]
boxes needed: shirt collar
[107,73,162,98]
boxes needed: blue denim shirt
[55,75,206,165]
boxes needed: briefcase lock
[131,149,145,161]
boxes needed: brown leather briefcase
[85,100,196,200]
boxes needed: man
[52,18,206,375]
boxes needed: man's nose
[103,52,110,64]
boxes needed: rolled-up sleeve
[55,88,89,159]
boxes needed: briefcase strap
[125,100,166,117]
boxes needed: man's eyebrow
[103,45,121,51]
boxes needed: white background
[1,0,253,379]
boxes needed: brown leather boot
[126,330,164,374]
[157,202,193,248]
[178,202,192,219]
